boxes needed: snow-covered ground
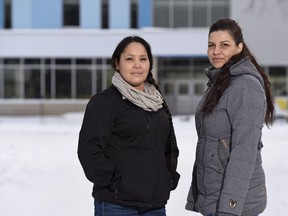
[0,113,287,216]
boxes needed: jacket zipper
[219,138,229,148]
[200,114,207,212]
[144,112,157,201]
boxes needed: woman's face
[207,30,243,68]
[116,42,150,91]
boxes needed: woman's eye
[208,44,214,48]
[126,58,133,61]
[141,58,147,61]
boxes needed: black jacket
[78,86,180,209]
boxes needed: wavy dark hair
[201,19,274,126]
[111,36,179,170]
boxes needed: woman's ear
[115,60,119,71]
[237,42,243,54]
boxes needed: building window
[131,0,138,28]
[4,68,20,98]
[63,0,80,27]
[268,67,287,96]
[154,0,230,28]
[179,83,189,95]
[76,68,92,98]
[158,57,210,97]
[154,0,170,28]
[164,83,174,95]
[2,59,20,98]
[24,59,41,98]
[4,0,11,29]
[55,69,71,98]
[0,57,111,99]
[101,0,138,29]
[211,3,229,25]
[192,2,207,27]
[158,58,193,79]
[24,69,41,98]
[174,1,188,27]
[45,69,52,98]
[102,0,109,28]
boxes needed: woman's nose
[213,45,221,54]
[133,61,141,68]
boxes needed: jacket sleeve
[77,93,121,190]
[165,123,180,190]
[217,79,266,215]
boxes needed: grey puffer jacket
[185,57,267,216]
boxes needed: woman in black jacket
[78,36,180,216]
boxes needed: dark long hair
[201,19,274,126]
[111,36,178,169]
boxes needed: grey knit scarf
[112,72,163,112]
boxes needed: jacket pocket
[245,183,267,205]
[115,160,155,202]
[217,138,230,169]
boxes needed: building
[0,0,287,115]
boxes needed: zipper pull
[218,138,229,148]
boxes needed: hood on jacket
[230,56,264,87]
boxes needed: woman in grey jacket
[185,19,274,216]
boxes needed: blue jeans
[94,200,166,216]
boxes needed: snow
[0,113,287,216]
